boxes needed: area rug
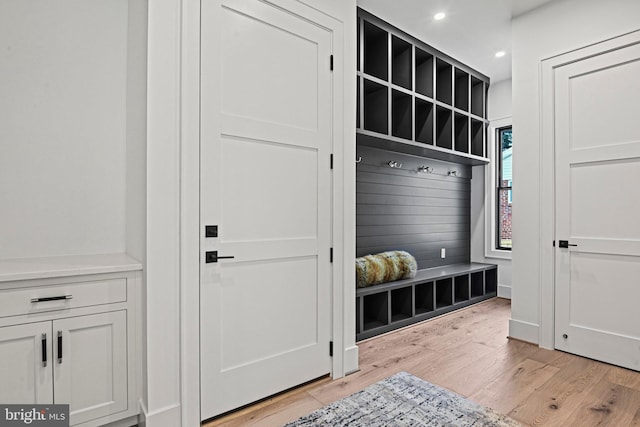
[284,371,521,426]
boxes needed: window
[496,127,512,250]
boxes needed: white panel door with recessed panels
[199,0,333,419]
[554,39,640,371]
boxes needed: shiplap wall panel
[356,146,471,269]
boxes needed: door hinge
[329,341,333,357]
[330,154,334,169]
[330,247,333,263]
[330,55,334,71]
[553,240,555,247]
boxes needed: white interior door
[200,0,333,419]
[554,40,640,371]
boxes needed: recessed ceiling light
[433,12,446,21]
[495,51,506,58]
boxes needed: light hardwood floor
[204,298,640,426]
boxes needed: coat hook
[388,161,402,169]
[448,170,458,177]
[418,166,433,173]
[356,156,362,163]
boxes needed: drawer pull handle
[57,331,63,364]
[31,295,73,303]
[41,333,47,367]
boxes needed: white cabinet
[55,312,129,425]
[0,255,141,427]
[0,321,53,404]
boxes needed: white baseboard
[497,284,511,299]
[509,318,539,344]
[140,401,181,427]
[343,345,359,376]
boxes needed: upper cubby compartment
[415,98,434,145]
[435,59,452,105]
[392,35,412,90]
[455,68,469,111]
[363,79,388,134]
[470,119,484,157]
[435,106,452,150]
[363,20,388,81]
[392,90,412,140]
[415,48,434,98]
[454,113,469,153]
[471,76,484,117]
[356,8,490,165]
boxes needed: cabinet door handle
[31,295,73,303]
[57,331,63,364]
[41,333,47,367]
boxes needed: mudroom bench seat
[356,262,497,341]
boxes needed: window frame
[496,126,512,251]
[484,117,512,260]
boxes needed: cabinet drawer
[0,278,127,318]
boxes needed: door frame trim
[180,0,202,426]
[539,29,640,350]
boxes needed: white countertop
[0,253,143,282]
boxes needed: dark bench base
[356,263,498,341]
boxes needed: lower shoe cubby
[454,274,470,303]
[391,287,413,322]
[356,263,498,341]
[414,282,434,315]
[362,292,388,331]
[485,268,497,294]
[471,271,484,298]
[435,278,453,309]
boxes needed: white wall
[126,0,148,265]
[0,0,131,259]
[487,79,512,121]
[510,0,640,344]
[471,79,512,298]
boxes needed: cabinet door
[0,321,53,404]
[53,311,127,426]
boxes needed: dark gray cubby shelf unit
[356,263,498,341]
[357,8,490,166]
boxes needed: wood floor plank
[204,377,330,427]
[608,366,640,392]
[632,407,640,426]
[526,346,582,369]
[410,341,496,386]
[470,358,560,415]
[441,341,548,398]
[508,356,609,426]
[204,298,640,427]
[564,380,640,427]
[205,392,324,427]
